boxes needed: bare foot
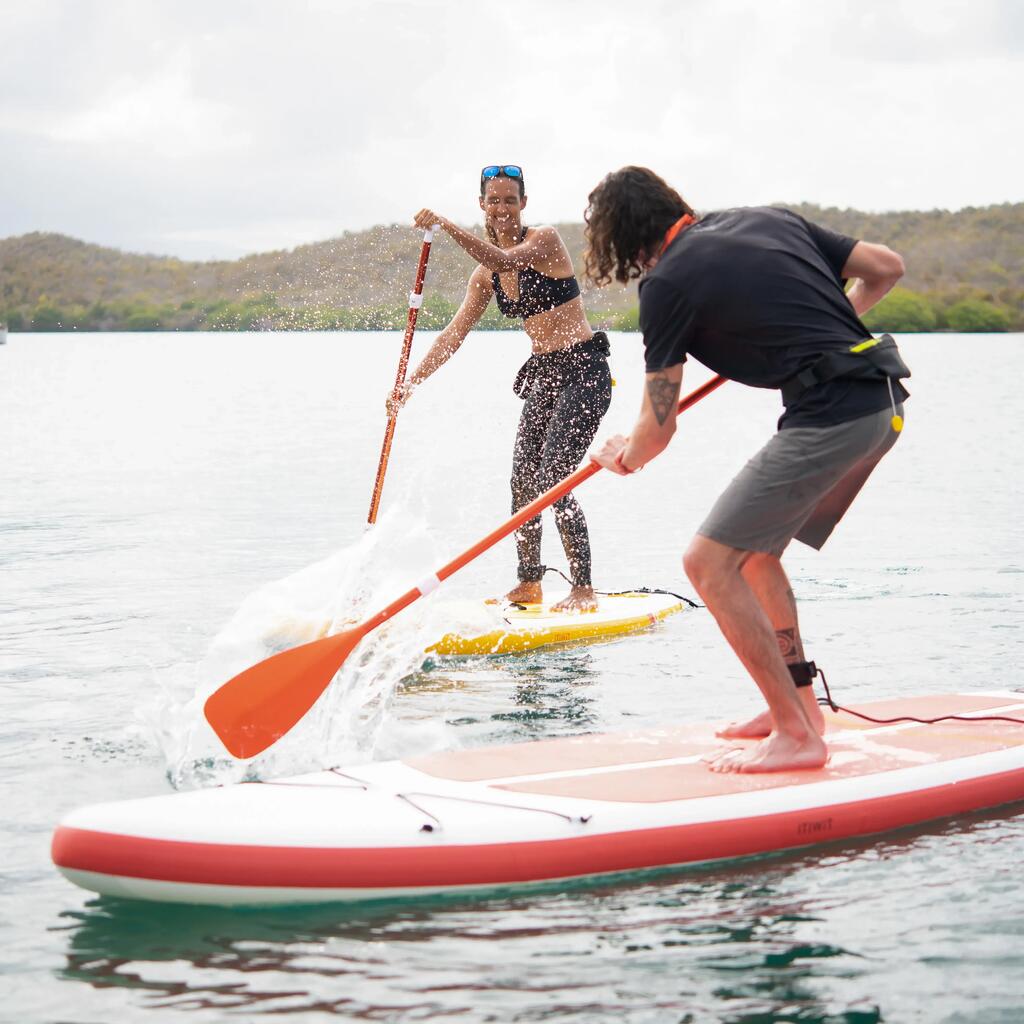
[717,689,826,739]
[707,730,828,774]
[485,581,544,606]
[551,585,598,613]
[701,745,745,767]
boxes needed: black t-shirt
[639,206,906,428]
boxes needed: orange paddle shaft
[367,226,438,524]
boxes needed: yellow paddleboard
[428,590,687,656]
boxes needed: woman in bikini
[392,165,611,613]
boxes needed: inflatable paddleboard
[429,590,687,656]
[271,590,687,656]
[53,692,1024,907]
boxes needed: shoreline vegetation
[1,203,1021,334]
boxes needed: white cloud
[49,49,249,158]
[0,0,1020,258]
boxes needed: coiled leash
[793,661,1024,728]
[509,566,701,609]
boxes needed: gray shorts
[698,405,904,556]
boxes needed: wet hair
[480,170,526,200]
[583,166,695,286]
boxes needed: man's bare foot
[485,580,544,606]
[702,746,744,767]
[716,688,826,739]
[707,730,828,774]
[551,585,598,613]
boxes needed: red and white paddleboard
[52,692,1024,906]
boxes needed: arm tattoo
[646,372,678,426]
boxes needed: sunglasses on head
[481,165,523,182]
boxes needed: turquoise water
[2,331,1023,1022]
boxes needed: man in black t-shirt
[583,166,909,775]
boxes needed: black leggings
[510,334,612,586]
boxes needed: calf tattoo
[646,371,678,425]
[776,627,801,662]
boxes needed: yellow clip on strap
[849,338,880,353]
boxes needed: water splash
[145,504,494,790]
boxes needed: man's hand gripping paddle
[205,374,727,759]
[366,225,438,525]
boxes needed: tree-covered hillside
[1,203,1021,332]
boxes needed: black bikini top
[491,228,581,320]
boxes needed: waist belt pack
[780,334,911,407]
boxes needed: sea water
[1,331,1022,1022]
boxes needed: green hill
[2,203,1021,332]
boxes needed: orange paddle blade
[204,625,367,759]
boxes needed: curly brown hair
[583,167,695,286]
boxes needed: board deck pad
[409,693,1024,796]
[52,692,1024,907]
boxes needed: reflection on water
[56,860,856,1020]
[54,807,1024,1022]
[407,646,603,743]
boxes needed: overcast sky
[2,0,1021,260]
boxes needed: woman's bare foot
[485,580,544,606]
[551,585,598,613]
[717,688,826,739]
[707,730,828,774]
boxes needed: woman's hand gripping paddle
[366,225,438,525]
[205,374,727,759]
